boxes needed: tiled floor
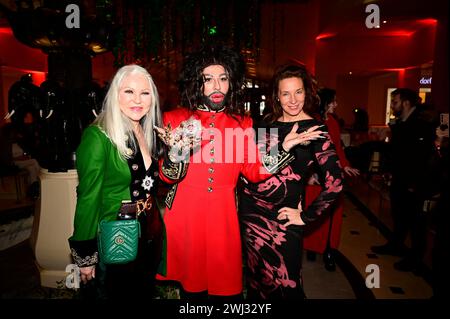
[339,189,433,299]
[0,176,435,299]
[302,254,355,299]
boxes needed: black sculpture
[4,74,42,159]
[4,74,41,126]
[5,74,107,171]
[1,1,115,172]
[78,81,104,129]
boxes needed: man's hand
[154,124,175,147]
[155,117,203,150]
[155,117,203,163]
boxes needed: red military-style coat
[156,107,292,296]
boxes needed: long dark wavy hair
[264,64,319,123]
[178,45,246,119]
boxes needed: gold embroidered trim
[161,154,188,208]
[164,184,178,209]
[161,160,188,180]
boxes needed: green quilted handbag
[98,219,141,264]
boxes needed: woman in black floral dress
[238,65,344,299]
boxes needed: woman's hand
[344,166,360,177]
[282,123,326,152]
[79,265,96,284]
[277,201,305,227]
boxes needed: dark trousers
[390,180,427,261]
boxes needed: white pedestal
[32,169,78,288]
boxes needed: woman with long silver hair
[69,64,165,299]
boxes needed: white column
[31,169,78,288]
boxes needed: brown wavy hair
[264,64,319,123]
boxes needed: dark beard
[202,92,229,111]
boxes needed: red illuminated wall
[336,75,369,128]
[315,21,438,127]
[0,28,47,72]
[431,16,449,113]
[92,52,116,86]
[0,28,48,119]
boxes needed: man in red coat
[155,45,324,299]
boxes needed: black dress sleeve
[300,129,345,223]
